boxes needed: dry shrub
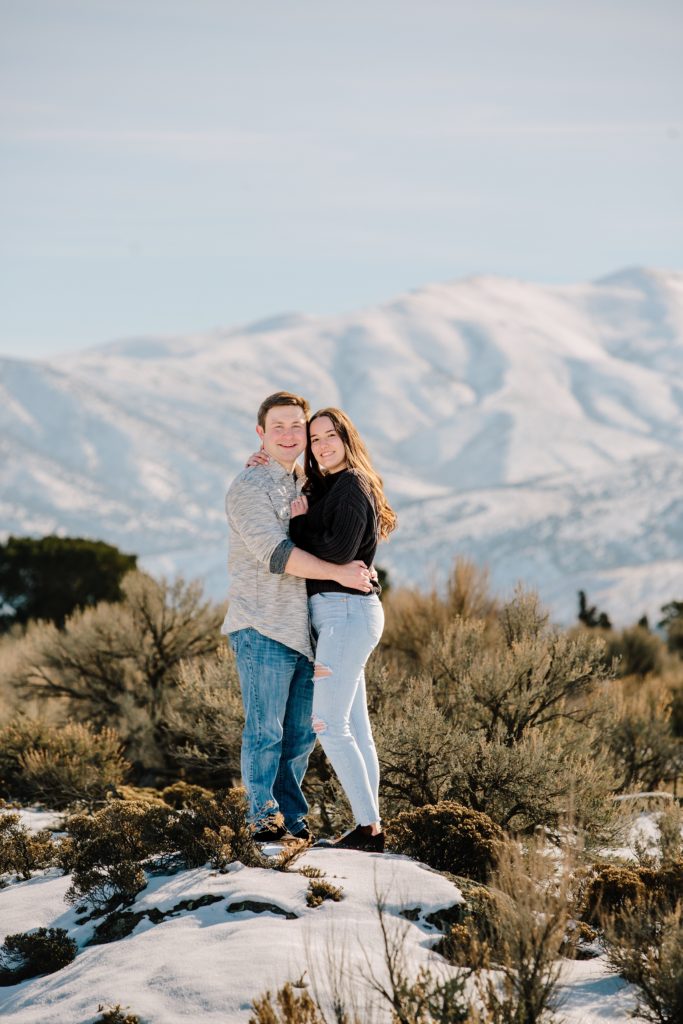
[0,718,129,809]
[605,904,683,1024]
[380,586,453,671]
[658,802,683,864]
[381,559,497,671]
[0,572,223,780]
[306,879,344,908]
[433,883,499,969]
[253,841,570,1024]
[606,625,665,678]
[0,811,57,880]
[114,784,168,806]
[249,983,324,1024]
[454,840,571,1024]
[160,780,213,808]
[449,727,615,837]
[607,679,682,793]
[167,786,266,870]
[581,859,683,925]
[361,891,472,1023]
[375,593,619,837]
[377,678,462,814]
[63,786,266,909]
[95,1006,142,1024]
[0,927,77,985]
[63,800,176,909]
[427,591,611,738]
[164,646,244,788]
[377,689,605,833]
[386,800,503,881]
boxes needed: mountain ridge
[1,267,682,624]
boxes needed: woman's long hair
[303,408,397,541]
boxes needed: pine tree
[0,535,136,630]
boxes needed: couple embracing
[221,391,396,852]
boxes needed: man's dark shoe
[288,824,315,843]
[315,824,385,853]
[252,823,288,844]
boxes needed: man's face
[256,404,308,466]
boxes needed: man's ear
[256,425,265,447]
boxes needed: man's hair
[257,391,310,429]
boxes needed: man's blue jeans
[228,628,315,834]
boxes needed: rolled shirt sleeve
[270,537,295,574]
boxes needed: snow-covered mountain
[1,267,682,624]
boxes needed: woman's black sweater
[288,469,381,597]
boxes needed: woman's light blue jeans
[309,592,384,826]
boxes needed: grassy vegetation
[0,556,681,1021]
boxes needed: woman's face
[309,416,348,474]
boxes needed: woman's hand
[245,449,270,468]
[290,495,309,518]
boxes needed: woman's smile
[310,415,347,473]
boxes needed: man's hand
[333,560,373,592]
[290,495,308,518]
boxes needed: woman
[288,408,396,852]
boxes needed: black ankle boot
[318,824,385,853]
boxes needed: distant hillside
[1,266,682,624]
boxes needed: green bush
[0,811,57,880]
[386,800,503,881]
[659,601,683,656]
[0,535,136,631]
[377,678,461,814]
[0,927,77,985]
[0,718,129,809]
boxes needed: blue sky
[1,0,681,357]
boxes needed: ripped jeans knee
[312,663,334,734]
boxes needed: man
[222,391,372,842]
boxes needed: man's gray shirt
[221,460,313,660]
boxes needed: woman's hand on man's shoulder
[245,449,270,468]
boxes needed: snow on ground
[602,799,682,864]
[0,848,464,1024]
[14,809,64,834]
[557,957,636,1024]
[0,829,642,1024]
